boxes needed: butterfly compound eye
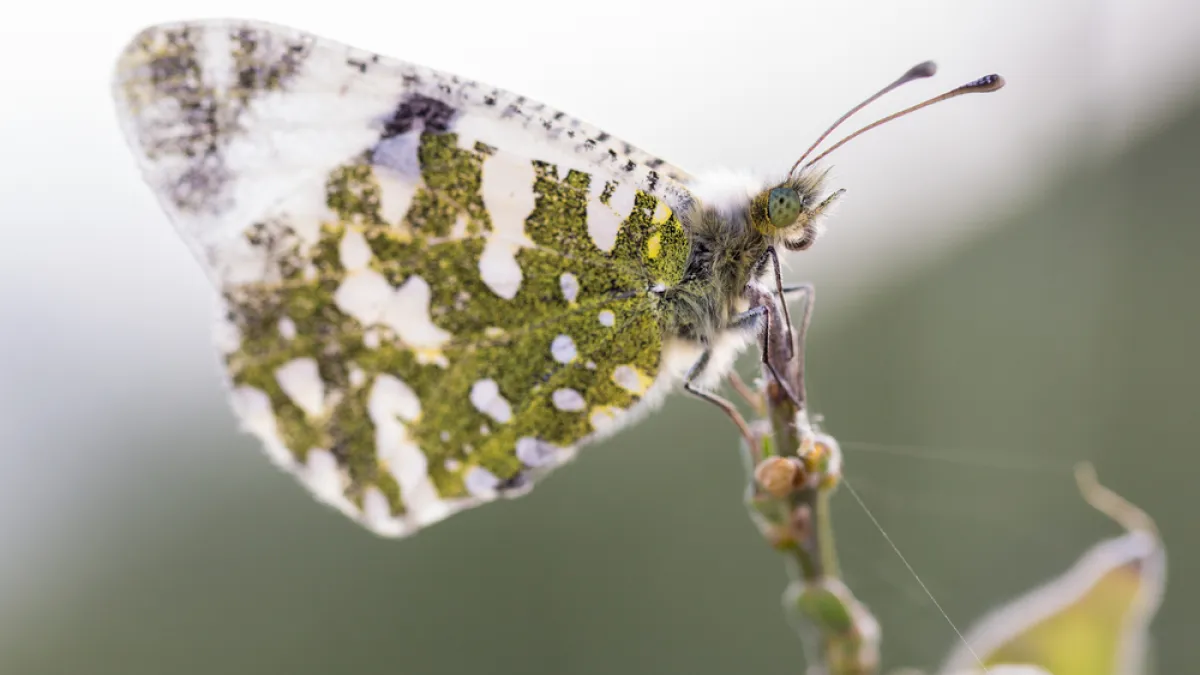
[767,187,802,228]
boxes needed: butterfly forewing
[113,19,695,536]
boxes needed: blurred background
[2,1,1198,673]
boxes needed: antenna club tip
[909,61,938,78]
[969,73,1006,92]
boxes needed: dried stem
[739,284,880,675]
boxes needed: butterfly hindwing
[113,19,695,536]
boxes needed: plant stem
[741,284,879,675]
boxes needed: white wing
[112,19,696,537]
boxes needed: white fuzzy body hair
[685,168,768,217]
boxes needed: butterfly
[112,18,1002,537]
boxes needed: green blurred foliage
[812,100,1199,670]
[6,100,1199,675]
[939,466,1165,675]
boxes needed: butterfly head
[741,62,1004,251]
[749,171,844,251]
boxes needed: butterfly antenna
[803,73,1005,169]
[788,61,938,179]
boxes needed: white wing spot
[586,183,620,253]
[464,466,501,498]
[229,386,293,468]
[370,374,421,422]
[609,182,636,216]
[586,201,620,252]
[335,270,452,348]
[559,272,580,302]
[652,200,673,224]
[338,227,374,271]
[371,130,422,178]
[598,310,615,327]
[304,449,346,504]
[516,437,560,467]
[552,388,586,412]
[470,378,513,423]
[362,486,407,537]
[278,317,297,340]
[550,334,577,364]
[275,358,326,417]
[478,240,524,300]
[586,180,637,252]
[392,275,452,347]
[589,406,623,434]
[377,169,421,227]
[612,365,651,395]
[368,375,448,525]
[479,151,537,299]
[449,213,471,239]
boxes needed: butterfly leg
[729,282,814,410]
[774,282,814,411]
[726,369,766,415]
[683,347,756,447]
[778,282,814,300]
[775,282,814,357]
[729,303,804,409]
[751,246,795,362]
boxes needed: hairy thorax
[661,203,770,345]
[664,167,779,336]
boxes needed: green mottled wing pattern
[112,19,694,536]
